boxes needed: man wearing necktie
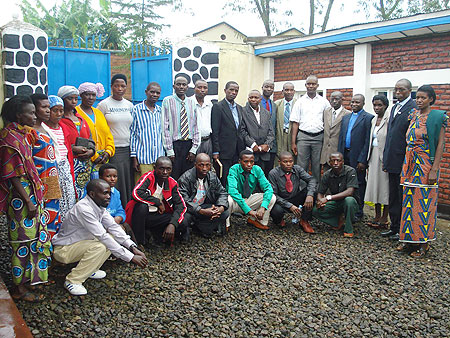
[381,79,417,241]
[260,80,278,171]
[161,76,200,179]
[226,150,276,230]
[269,152,317,233]
[274,82,297,156]
[321,91,351,172]
[211,81,245,186]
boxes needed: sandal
[366,219,379,227]
[410,244,430,258]
[11,291,45,303]
[396,242,410,252]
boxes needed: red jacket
[125,171,187,228]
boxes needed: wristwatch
[326,195,332,201]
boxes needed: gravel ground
[1,211,449,338]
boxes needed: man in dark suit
[211,81,245,186]
[241,90,275,176]
[381,79,416,240]
[260,80,277,170]
[338,94,374,219]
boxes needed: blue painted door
[131,53,172,105]
[48,47,111,105]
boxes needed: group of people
[0,73,446,301]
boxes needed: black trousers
[181,204,230,236]
[388,172,402,233]
[172,140,195,179]
[270,190,313,224]
[132,202,187,245]
[344,149,366,217]
[219,157,238,187]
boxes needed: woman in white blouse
[365,95,390,228]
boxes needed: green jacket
[426,109,447,161]
[227,163,273,214]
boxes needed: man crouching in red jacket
[125,156,188,247]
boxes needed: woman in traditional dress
[76,82,115,179]
[397,85,447,257]
[0,95,52,302]
[44,95,77,221]
[97,74,134,207]
[57,86,95,199]
[30,94,62,238]
[365,95,390,228]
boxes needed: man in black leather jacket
[178,153,229,237]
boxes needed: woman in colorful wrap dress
[397,85,447,257]
[0,95,52,302]
[30,94,62,238]
[57,86,95,199]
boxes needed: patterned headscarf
[57,85,79,99]
[48,95,64,108]
[78,82,105,97]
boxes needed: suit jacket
[338,110,374,167]
[240,103,275,161]
[260,98,277,153]
[367,112,389,163]
[383,98,417,173]
[321,106,351,164]
[211,99,245,160]
[274,98,297,155]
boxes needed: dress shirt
[261,97,273,113]
[162,94,200,156]
[290,93,330,133]
[190,96,212,137]
[52,195,135,262]
[332,106,343,122]
[345,110,362,148]
[393,95,412,118]
[106,187,126,221]
[226,99,240,129]
[129,101,165,165]
[319,165,359,203]
[250,105,261,124]
[268,165,317,209]
[227,163,273,214]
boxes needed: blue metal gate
[47,36,111,105]
[130,45,172,105]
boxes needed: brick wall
[371,33,450,74]
[274,47,354,82]
[430,84,450,208]
[326,88,353,111]
[110,52,132,101]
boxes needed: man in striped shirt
[161,76,200,179]
[129,82,164,183]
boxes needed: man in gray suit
[321,91,351,172]
[274,82,296,156]
[260,80,277,171]
[241,90,275,176]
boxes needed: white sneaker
[64,281,87,296]
[89,270,106,279]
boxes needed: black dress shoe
[381,230,395,237]
[389,233,400,241]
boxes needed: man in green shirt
[226,150,276,230]
[313,152,359,237]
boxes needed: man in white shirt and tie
[290,75,331,182]
[275,82,297,156]
[191,80,213,157]
[321,91,351,171]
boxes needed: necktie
[285,173,293,193]
[332,110,336,124]
[284,102,290,128]
[242,172,251,199]
[180,101,189,140]
[265,100,270,112]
